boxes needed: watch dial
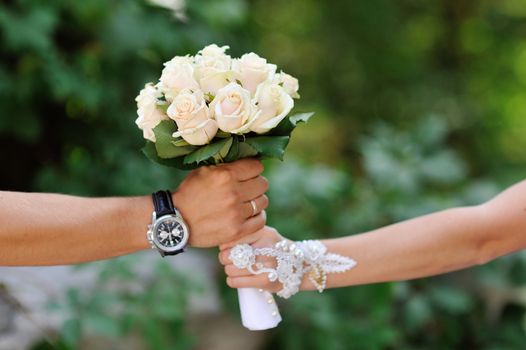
[156,219,185,248]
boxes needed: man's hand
[173,159,269,248]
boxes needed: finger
[218,249,232,265]
[224,264,252,277]
[219,220,267,252]
[238,176,269,202]
[241,195,269,219]
[224,258,276,277]
[239,210,266,237]
[226,275,279,292]
[224,159,264,181]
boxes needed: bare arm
[0,192,151,266]
[220,180,526,292]
[1,159,269,266]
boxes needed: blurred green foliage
[1,0,526,349]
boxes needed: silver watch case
[147,210,189,254]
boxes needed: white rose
[195,44,233,97]
[195,44,231,76]
[274,71,300,98]
[159,56,199,101]
[199,71,235,98]
[135,83,169,142]
[232,52,276,95]
[200,44,229,57]
[210,82,258,134]
[168,89,218,145]
[250,81,294,134]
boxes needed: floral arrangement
[135,44,312,169]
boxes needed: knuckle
[260,176,269,192]
[218,252,226,265]
[226,278,236,288]
[260,195,269,209]
[253,160,264,174]
[215,168,234,185]
[196,166,210,177]
[227,189,241,204]
[256,212,266,227]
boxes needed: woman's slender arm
[220,179,526,292]
[1,159,268,266]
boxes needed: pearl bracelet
[229,240,357,299]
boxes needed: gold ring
[250,199,258,216]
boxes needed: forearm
[314,206,485,289]
[0,191,151,266]
[315,180,526,290]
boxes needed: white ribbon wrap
[237,288,281,331]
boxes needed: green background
[1,0,526,349]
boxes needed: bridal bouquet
[135,44,313,330]
[135,44,312,170]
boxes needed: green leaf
[224,136,240,162]
[152,120,197,158]
[270,112,314,136]
[156,102,169,114]
[245,136,290,160]
[212,137,234,163]
[237,141,259,159]
[172,138,190,147]
[142,142,197,170]
[215,130,232,138]
[290,112,315,125]
[183,137,232,165]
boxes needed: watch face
[153,216,188,251]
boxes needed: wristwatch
[147,190,190,257]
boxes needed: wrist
[121,196,152,252]
[170,189,195,246]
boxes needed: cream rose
[159,56,199,101]
[250,81,294,134]
[135,83,168,142]
[210,82,258,134]
[194,44,231,78]
[167,89,218,145]
[274,71,300,98]
[194,44,234,97]
[199,71,235,98]
[232,53,276,95]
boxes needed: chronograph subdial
[156,220,185,248]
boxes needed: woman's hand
[218,226,287,293]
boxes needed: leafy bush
[1,0,525,349]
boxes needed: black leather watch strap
[152,190,176,217]
[160,248,184,257]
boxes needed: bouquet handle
[237,288,281,331]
